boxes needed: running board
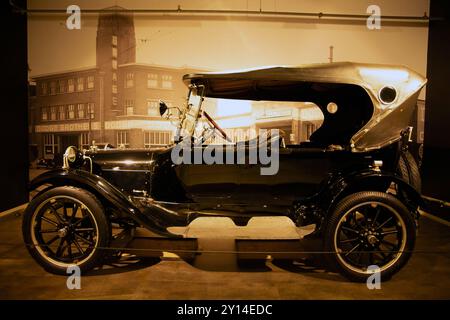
[122,228,198,260]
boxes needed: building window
[43,133,58,155]
[147,73,158,88]
[87,76,95,90]
[41,107,48,121]
[147,100,159,116]
[125,73,134,88]
[40,82,48,96]
[144,131,172,148]
[77,103,85,119]
[161,75,173,89]
[112,58,117,69]
[80,133,89,149]
[112,35,118,46]
[87,103,95,119]
[117,131,129,148]
[50,81,56,95]
[76,77,84,91]
[124,99,134,115]
[229,128,251,143]
[67,79,74,93]
[68,104,75,119]
[58,105,66,120]
[50,106,57,120]
[147,100,171,116]
[58,80,66,94]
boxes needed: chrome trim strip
[102,169,151,173]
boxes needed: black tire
[397,151,421,192]
[22,186,111,275]
[323,191,416,282]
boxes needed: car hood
[85,147,172,171]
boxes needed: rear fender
[324,170,423,214]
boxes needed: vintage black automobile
[23,62,426,281]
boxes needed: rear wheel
[323,191,416,282]
[22,186,111,275]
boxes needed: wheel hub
[57,226,68,238]
[358,227,380,247]
[367,234,378,245]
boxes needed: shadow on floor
[271,258,345,282]
[85,255,161,276]
[80,235,342,281]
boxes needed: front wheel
[22,186,111,275]
[323,191,416,282]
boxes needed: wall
[0,0,29,211]
[422,0,450,201]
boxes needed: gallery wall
[0,0,28,212]
[422,0,450,201]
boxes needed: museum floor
[0,206,449,299]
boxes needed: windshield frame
[175,84,205,142]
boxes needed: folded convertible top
[183,62,427,152]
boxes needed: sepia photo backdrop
[27,0,429,162]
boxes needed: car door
[271,148,332,204]
[174,144,240,204]
[235,144,332,210]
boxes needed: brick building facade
[28,6,324,160]
[29,7,195,159]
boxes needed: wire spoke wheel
[32,196,99,265]
[335,202,405,273]
[324,191,416,282]
[23,186,111,274]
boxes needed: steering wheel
[202,111,231,142]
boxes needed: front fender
[30,169,136,213]
[29,169,181,238]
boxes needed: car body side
[28,137,422,237]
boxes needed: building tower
[95,6,136,141]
